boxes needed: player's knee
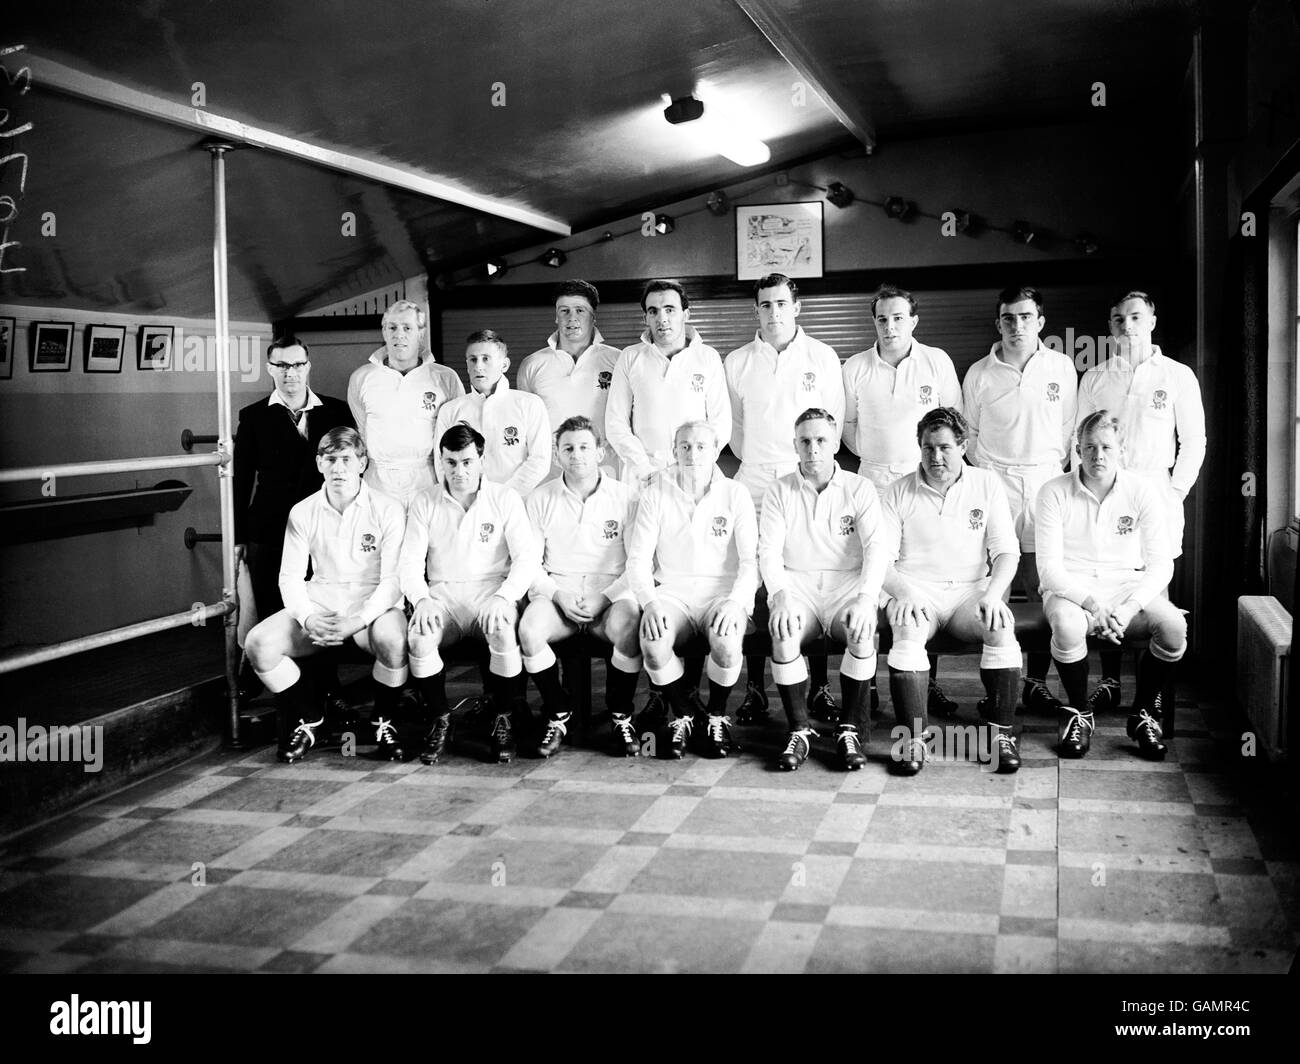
[1048,609,1088,649]
[486,626,518,655]
[709,634,742,668]
[1155,611,1187,650]
[770,634,800,662]
[244,622,277,669]
[408,630,437,659]
[517,611,548,655]
[985,623,1014,647]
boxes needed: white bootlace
[783,728,817,757]
[1061,709,1094,743]
[1135,708,1163,741]
[292,714,325,747]
[668,716,693,742]
[707,715,729,743]
[613,715,636,743]
[373,716,397,744]
[837,728,863,755]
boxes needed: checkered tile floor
[1,660,1297,974]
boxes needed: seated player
[244,428,409,763]
[625,420,758,758]
[434,329,551,499]
[1036,410,1186,760]
[760,408,887,772]
[880,408,1023,775]
[521,416,643,757]
[400,424,540,764]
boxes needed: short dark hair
[916,406,969,446]
[554,414,604,448]
[465,329,507,357]
[641,279,689,312]
[754,273,798,302]
[440,423,486,457]
[267,334,310,360]
[1077,409,1120,444]
[318,426,366,458]
[996,285,1044,316]
[1115,290,1156,315]
[795,407,837,429]
[553,279,600,310]
[870,285,917,317]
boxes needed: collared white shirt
[346,350,465,477]
[758,463,889,602]
[882,465,1020,585]
[842,340,961,471]
[962,342,1078,469]
[516,329,623,436]
[399,479,539,605]
[605,327,731,482]
[433,378,552,497]
[724,327,845,467]
[1034,469,1172,609]
[1075,346,1206,495]
[267,387,325,439]
[625,466,758,610]
[525,472,637,600]
[278,483,404,627]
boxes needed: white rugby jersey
[399,479,539,605]
[525,472,637,600]
[724,328,844,466]
[758,464,890,602]
[961,342,1077,469]
[841,341,961,472]
[347,351,464,485]
[279,483,405,627]
[882,465,1020,585]
[605,328,731,482]
[1075,347,1206,495]
[516,330,622,434]
[433,378,551,497]
[1034,469,1172,609]
[625,467,758,611]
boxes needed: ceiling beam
[26,55,572,236]
[732,0,877,152]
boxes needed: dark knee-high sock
[776,677,810,730]
[1054,657,1089,712]
[607,666,639,718]
[530,662,572,720]
[1099,649,1123,687]
[841,675,869,731]
[928,654,940,683]
[659,677,690,718]
[1026,652,1051,684]
[682,655,705,695]
[746,654,767,690]
[1134,650,1174,716]
[415,672,449,721]
[889,667,929,735]
[705,679,733,717]
[809,654,828,691]
[373,676,403,718]
[979,667,1022,727]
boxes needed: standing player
[516,279,623,476]
[962,285,1077,715]
[625,421,758,758]
[1074,292,1205,716]
[521,416,643,758]
[605,280,730,487]
[400,424,540,765]
[879,409,1023,775]
[760,409,887,772]
[843,285,964,718]
[725,273,845,725]
[347,300,464,508]
[244,428,409,763]
[1037,411,1186,760]
[434,330,551,498]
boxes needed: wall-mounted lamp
[826,181,855,208]
[539,248,567,268]
[884,196,916,221]
[653,213,675,235]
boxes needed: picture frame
[137,324,174,371]
[30,321,74,373]
[0,317,14,380]
[84,324,127,373]
[735,201,825,281]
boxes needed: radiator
[1236,596,1291,759]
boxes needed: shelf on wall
[0,480,194,544]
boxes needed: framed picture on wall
[30,321,74,373]
[0,316,14,380]
[84,324,126,373]
[137,324,174,370]
[735,201,825,281]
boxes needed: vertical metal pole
[209,142,243,748]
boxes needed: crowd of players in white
[243,274,1204,776]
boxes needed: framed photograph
[30,321,74,373]
[0,317,14,380]
[137,324,174,371]
[736,201,825,280]
[84,324,126,373]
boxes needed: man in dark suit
[235,335,355,615]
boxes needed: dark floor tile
[617,832,669,847]
[999,915,1057,937]
[514,790,657,831]
[366,879,423,897]
[449,823,491,837]
[832,792,878,804]
[864,805,1011,848]
[805,840,859,857]
[85,820,262,866]
[807,925,995,974]
[191,777,350,815]
[260,949,332,973]
[0,874,164,932]
[1006,850,1057,866]
[142,885,349,948]
[121,806,175,820]
[1195,804,1245,818]
[676,796,829,840]
[558,912,763,973]
[283,814,334,829]
[253,828,435,879]
[55,932,122,955]
[350,897,547,966]
[1061,770,1192,804]
[665,784,711,797]
[439,839,608,890]
[626,847,797,901]
[0,950,33,972]
[1211,858,1268,876]
[1060,939,1289,974]
[771,902,830,923]
[558,891,617,910]
[1059,866,1222,924]
[836,858,1005,914]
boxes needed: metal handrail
[0,600,234,675]
[0,451,226,484]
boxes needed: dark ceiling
[1,0,1195,321]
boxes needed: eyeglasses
[269,359,310,373]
